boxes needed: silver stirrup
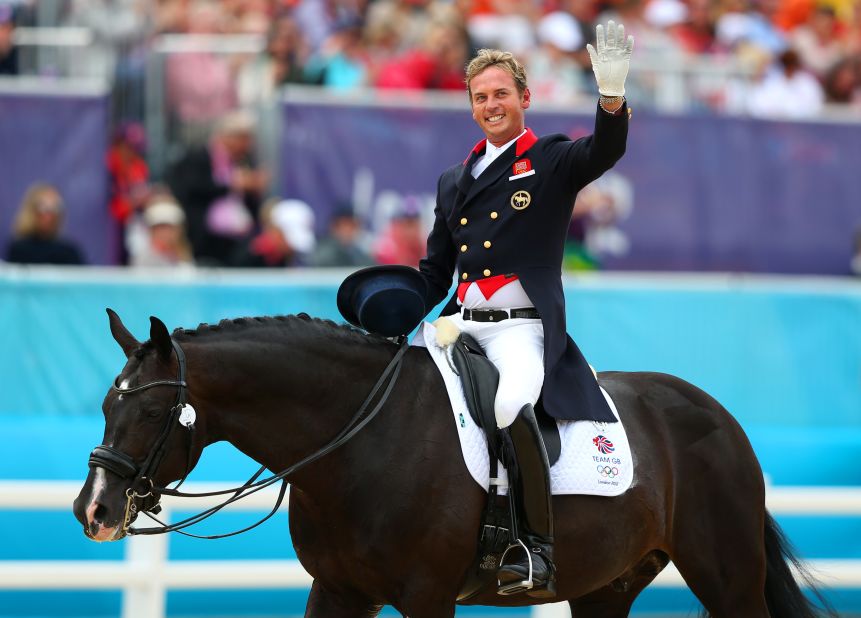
[497,539,534,595]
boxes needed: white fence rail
[1,481,860,618]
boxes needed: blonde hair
[465,49,528,100]
[13,183,63,238]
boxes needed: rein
[88,334,410,539]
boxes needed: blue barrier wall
[2,268,859,429]
[1,267,860,616]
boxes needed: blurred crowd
[2,0,861,274]
[4,108,640,272]
[1,0,860,115]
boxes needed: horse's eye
[145,408,164,418]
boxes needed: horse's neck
[185,333,396,482]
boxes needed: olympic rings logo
[597,465,619,478]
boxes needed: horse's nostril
[93,503,108,524]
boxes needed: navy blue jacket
[418,103,628,422]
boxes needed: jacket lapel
[462,145,517,208]
[460,129,538,209]
[456,150,479,196]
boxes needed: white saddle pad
[414,321,634,497]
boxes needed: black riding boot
[496,404,556,598]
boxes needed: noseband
[88,339,191,533]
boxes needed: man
[417,22,634,597]
[167,111,269,266]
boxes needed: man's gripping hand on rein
[587,21,634,114]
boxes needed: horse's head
[73,309,203,542]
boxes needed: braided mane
[171,313,390,346]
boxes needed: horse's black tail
[763,511,838,618]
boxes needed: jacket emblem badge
[510,190,531,210]
[512,159,532,175]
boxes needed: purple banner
[280,98,861,275]
[0,92,110,264]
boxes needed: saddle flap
[450,334,561,466]
[451,334,499,452]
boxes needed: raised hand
[586,21,635,98]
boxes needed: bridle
[87,335,410,539]
[89,339,194,536]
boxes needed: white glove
[586,21,635,97]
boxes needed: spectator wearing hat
[5,183,84,265]
[526,11,589,104]
[232,198,316,267]
[129,196,194,268]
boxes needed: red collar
[464,138,486,165]
[463,128,538,165]
[515,128,538,156]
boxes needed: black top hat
[337,265,428,337]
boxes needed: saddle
[449,333,561,601]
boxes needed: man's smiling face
[469,66,531,147]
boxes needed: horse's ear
[107,308,140,358]
[149,316,173,362]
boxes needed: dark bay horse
[73,310,832,618]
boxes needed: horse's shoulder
[405,344,441,373]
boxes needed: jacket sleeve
[418,173,457,312]
[556,102,629,194]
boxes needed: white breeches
[445,313,545,429]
